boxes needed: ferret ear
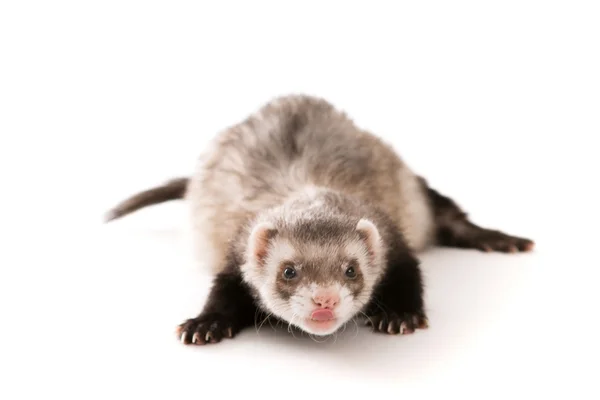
[247,221,278,266]
[356,219,382,261]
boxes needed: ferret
[105,94,534,345]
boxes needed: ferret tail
[104,177,189,222]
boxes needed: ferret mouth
[303,309,338,333]
[303,318,338,335]
[310,309,335,321]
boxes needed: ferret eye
[282,266,297,280]
[345,266,357,279]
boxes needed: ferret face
[241,218,385,336]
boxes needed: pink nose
[312,293,340,309]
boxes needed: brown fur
[104,177,188,222]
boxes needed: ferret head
[240,215,386,336]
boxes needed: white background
[1,1,599,398]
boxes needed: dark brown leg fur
[422,179,535,253]
[364,228,429,335]
[177,253,257,345]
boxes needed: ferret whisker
[288,314,299,340]
[352,317,360,339]
[340,321,347,334]
[256,312,273,334]
[267,315,278,331]
[357,310,374,328]
[312,333,329,344]
[274,305,295,331]
[370,298,389,320]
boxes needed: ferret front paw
[365,311,429,335]
[177,313,236,345]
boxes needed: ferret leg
[177,270,256,345]
[425,184,535,252]
[365,248,429,335]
